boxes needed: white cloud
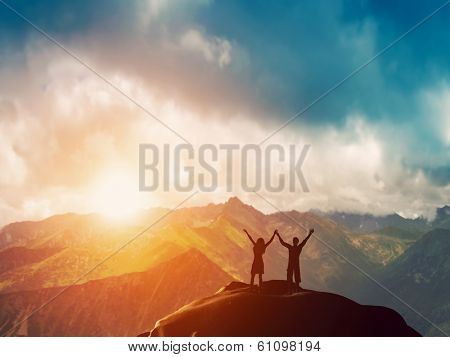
[137,0,212,28]
[180,29,232,68]
[423,84,450,147]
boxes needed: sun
[89,169,142,221]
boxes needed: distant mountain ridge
[433,206,450,229]
[314,205,450,235]
[313,210,429,235]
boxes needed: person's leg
[287,267,294,293]
[287,267,293,283]
[250,273,255,286]
[294,267,300,289]
[258,273,263,288]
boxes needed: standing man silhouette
[277,228,314,291]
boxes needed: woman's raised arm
[265,230,277,247]
[243,229,256,245]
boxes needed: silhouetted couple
[243,228,314,291]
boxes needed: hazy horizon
[2,195,448,229]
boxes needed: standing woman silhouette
[243,229,277,288]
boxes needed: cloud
[1,55,447,225]
[180,29,232,68]
[0,0,448,225]
[423,85,450,147]
[0,106,28,186]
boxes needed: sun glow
[88,170,143,221]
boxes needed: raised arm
[276,231,291,248]
[300,228,314,247]
[243,229,256,245]
[265,230,277,248]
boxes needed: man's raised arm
[243,229,256,245]
[276,231,291,248]
[300,228,314,247]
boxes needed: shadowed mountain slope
[1,249,231,336]
[364,228,450,336]
[0,246,62,274]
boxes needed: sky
[0,0,449,225]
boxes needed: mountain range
[0,197,448,336]
[316,205,450,235]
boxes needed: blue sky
[0,0,448,223]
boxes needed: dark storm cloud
[197,0,450,125]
